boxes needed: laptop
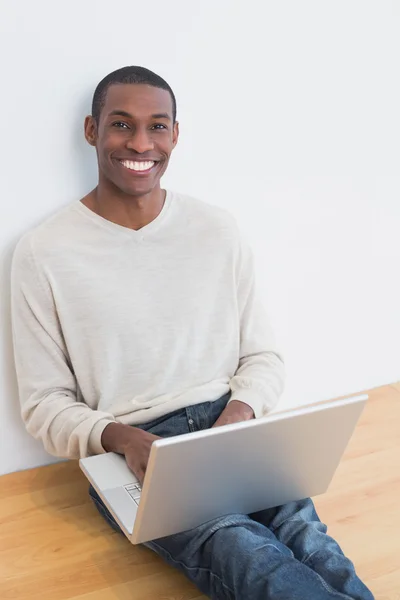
[79,393,368,544]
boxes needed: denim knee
[88,485,123,534]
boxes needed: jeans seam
[207,516,289,555]
[207,516,244,533]
[317,573,355,600]
[302,548,320,565]
[201,404,209,428]
[148,540,235,598]
[303,553,356,600]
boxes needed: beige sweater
[11,190,285,459]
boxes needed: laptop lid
[132,394,368,543]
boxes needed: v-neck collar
[74,190,173,240]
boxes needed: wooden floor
[0,384,399,600]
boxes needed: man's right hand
[123,428,160,483]
[101,422,160,484]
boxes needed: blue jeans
[89,394,374,600]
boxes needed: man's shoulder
[13,202,81,266]
[174,191,239,236]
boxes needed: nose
[125,127,154,154]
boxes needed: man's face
[85,83,179,197]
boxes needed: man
[11,66,373,600]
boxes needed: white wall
[1,0,399,476]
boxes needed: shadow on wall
[72,91,99,195]
[0,234,61,475]
[0,239,20,429]
[0,91,97,474]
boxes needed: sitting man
[11,65,373,600]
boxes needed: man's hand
[123,429,160,483]
[212,400,255,428]
[101,422,160,483]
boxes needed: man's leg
[88,395,373,599]
[145,511,371,600]
[88,485,365,600]
[251,499,374,600]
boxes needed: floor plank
[0,384,399,599]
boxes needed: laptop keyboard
[124,483,142,506]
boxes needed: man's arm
[11,235,116,459]
[212,400,254,428]
[224,231,285,421]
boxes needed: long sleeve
[11,235,116,459]
[10,193,285,440]
[229,235,285,417]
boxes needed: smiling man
[11,66,373,600]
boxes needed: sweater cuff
[229,389,267,419]
[88,419,115,456]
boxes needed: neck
[81,182,166,231]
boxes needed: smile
[118,159,156,173]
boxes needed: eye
[151,123,168,130]
[112,121,129,129]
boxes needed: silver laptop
[79,394,368,544]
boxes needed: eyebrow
[107,110,171,121]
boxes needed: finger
[137,465,146,485]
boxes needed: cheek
[158,156,170,177]
[158,138,174,160]
[98,151,112,171]
[99,131,122,153]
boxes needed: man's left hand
[212,400,255,428]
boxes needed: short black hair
[91,65,177,124]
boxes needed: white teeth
[120,160,155,171]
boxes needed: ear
[172,121,180,149]
[84,115,98,147]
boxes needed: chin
[126,185,157,197]
[113,179,158,198]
